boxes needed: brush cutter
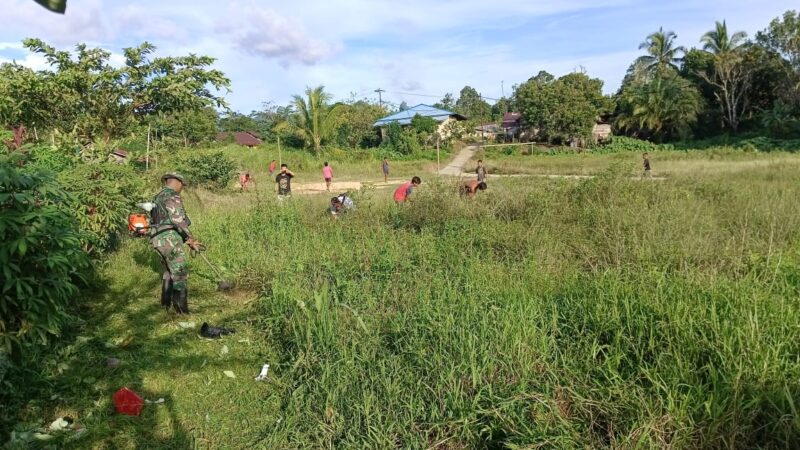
[191,245,234,291]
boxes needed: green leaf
[33,0,67,14]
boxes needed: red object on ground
[113,387,144,416]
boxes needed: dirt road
[438,145,479,176]
[291,179,407,194]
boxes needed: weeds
[2,153,799,448]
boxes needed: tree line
[1,10,798,155]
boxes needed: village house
[108,148,128,164]
[473,123,500,141]
[373,104,466,141]
[502,112,613,145]
[215,131,263,147]
[592,116,613,143]
[501,112,538,142]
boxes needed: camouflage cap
[162,172,187,185]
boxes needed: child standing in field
[275,163,294,197]
[322,162,333,191]
[476,159,487,183]
[382,158,389,183]
[642,153,652,178]
[269,159,277,176]
[393,176,421,203]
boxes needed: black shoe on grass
[199,322,236,339]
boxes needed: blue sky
[0,0,793,112]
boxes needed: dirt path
[292,179,408,194]
[438,145,479,176]
[289,173,665,195]
[457,173,667,181]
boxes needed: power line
[384,90,442,99]
[384,89,501,102]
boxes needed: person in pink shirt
[238,171,252,190]
[393,176,421,203]
[322,161,333,191]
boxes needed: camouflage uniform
[150,178,193,313]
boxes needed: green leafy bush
[175,150,235,190]
[410,114,438,134]
[25,144,79,173]
[0,154,89,354]
[597,135,666,153]
[383,122,424,155]
[57,163,146,254]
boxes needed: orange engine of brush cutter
[128,213,150,235]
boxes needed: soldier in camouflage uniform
[150,173,201,314]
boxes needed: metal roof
[373,104,466,127]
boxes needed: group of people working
[148,157,490,313]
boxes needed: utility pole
[146,124,151,171]
[374,88,385,107]
[501,81,505,98]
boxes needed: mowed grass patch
[3,158,800,448]
[473,146,800,179]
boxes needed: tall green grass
[192,165,800,447]
[3,161,799,448]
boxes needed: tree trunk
[700,54,752,134]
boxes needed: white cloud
[3,0,109,45]
[0,53,50,71]
[113,5,186,42]
[216,6,339,66]
[0,42,23,51]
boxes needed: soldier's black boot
[172,288,189,314]
[160,277,173,310]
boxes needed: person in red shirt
[393,176,421,203]
[268,159,277,176]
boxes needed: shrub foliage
[175,150,236,190]
[0,154,89,354]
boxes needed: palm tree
[700,21,747,55]
[615,73,702,141]
[292,86,339,155]
[698,21,750,132]
[635,28,686,76]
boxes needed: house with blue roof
[373,104,467,140]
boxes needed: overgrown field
[476,144,800,178]
[217,143,451,183]
[4,154,800,449]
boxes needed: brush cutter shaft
[191,246,233,290]
[198,252,225,279]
